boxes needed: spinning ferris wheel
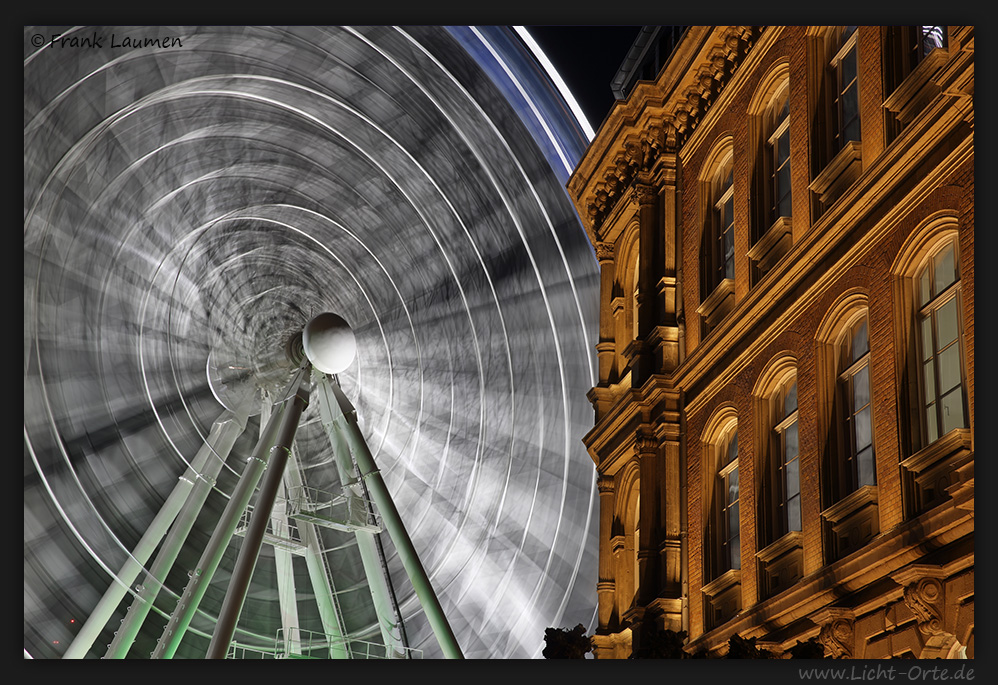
[24,25,600,659]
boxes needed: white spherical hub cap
[302,312,357,374]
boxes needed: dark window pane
[853,365,870,409]
[925,403,938,443]
[852,319,869,361]
[841,49,857,91]
[778,129,790,165]
[918,268,931,306]
[787,495,801,532]
[729,535,741,569]
[785,422,799,462]
[920,315,934,361]
[857,446,876,487]
[728,501,740,537]
[844,115,861,144]
[727,432,739,463]
[728,468,739,503]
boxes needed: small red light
[70,619,75,623]
[53,640,59,644]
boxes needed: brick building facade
[567,26,974,659]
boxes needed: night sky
[525,25,645,132]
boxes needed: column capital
[633,183,658,206]
[595,241,615,263]
[597,474,615,494]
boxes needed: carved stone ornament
[903,577,945,636]
[597,474,615,495]
[595,242,615,263]
[634,432,659,456]
[634,184,658,206]
[818,617,855,659]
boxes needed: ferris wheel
[24,25,600,659]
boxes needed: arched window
[816,292,879,561]
[774,377,801,533]
[712,160,736,289]
[915,237,966,443]
[837,314,876,492]
[768,85,793,227]
[830,25,861,153]
[809,26,863,214]
[747,65,793,283]
[893,216,972,517]
[718,426,741,573]
[753,357,805,598]
[697,139,737,336]
[701,407,742,629]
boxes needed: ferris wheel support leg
[103,410,246,659]
[64,409,247,659]
[319,392,407,657]
[205,365,311,659]
[321,376,464,659]
[151,384,295,658]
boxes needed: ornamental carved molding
[818,617,855,659]
[584,26,761,235]
[634,431,659,457]
[597,474,616,495]
[812,607,856,659]
[902,577,946,636]
[634,183,658,206]
[595,241,615,263]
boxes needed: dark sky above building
[525,25,645,132]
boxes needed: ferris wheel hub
[302,312,357,374]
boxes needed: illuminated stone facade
[568,26,974,659]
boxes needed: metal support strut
[318,374,464,659]
[205,364,312,659]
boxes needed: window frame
[829,25,861,153]
[835,314,876,497]
[767,88,793,227]
[914,237,967,446]
[717,426,741,574]
[773,379,801,535]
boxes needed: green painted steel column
[65,410,246,659]
[104,410,246,658]
[151,394,291,658]
[322,376,464,659]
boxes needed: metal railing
[275,627,422,659]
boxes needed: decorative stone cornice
[580,26,762,237]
